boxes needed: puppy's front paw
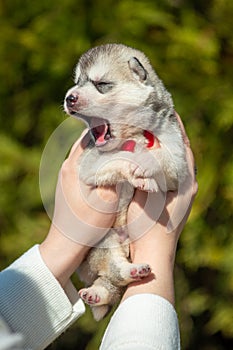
[130,177,159,192]
[129,151,159,179]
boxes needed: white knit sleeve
[100,294,180,350]
[0,245,85,350]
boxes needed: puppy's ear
[74,64,81,84]
[128,57,147,82]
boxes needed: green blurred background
[0,0,232,349]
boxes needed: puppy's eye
[94,81,113,94]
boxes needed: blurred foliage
[0,0,233,349]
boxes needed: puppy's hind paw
[130,264,151,280]
[79,288,100,305]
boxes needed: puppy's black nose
[66,93,78,107]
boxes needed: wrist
[124,225,178,305]
[122,261,175,305]
[39,224,89,288]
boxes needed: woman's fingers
[67,129,90,159]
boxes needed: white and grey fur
[64,44,187,321]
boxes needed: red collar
[144,130,160,149]
[121,130,160,152]
[143,130,155,148]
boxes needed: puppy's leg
[112,260,151,286]
[79,276,122,306]
[79,283,110,320]
[79,276,122,320]
[108,244,151,286]
[91,154,161,192]
[129,176,159,192]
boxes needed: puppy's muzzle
[66,93,79,108]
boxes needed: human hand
[52,130,119,245]
[123,112,198,304]
[40,130,119,287]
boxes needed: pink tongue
[121,140,136,152]
[94,124,108,145]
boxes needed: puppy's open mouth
[90,118,112,147]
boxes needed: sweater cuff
[100,294,180,350]
[0,245,85,350]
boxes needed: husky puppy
[64,44,187,320]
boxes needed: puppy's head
[64,44,173,151]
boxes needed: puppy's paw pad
[130,264,151,279]
[79,288,100,305]
[131,178,158,192]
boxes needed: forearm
[101,224,181,350]
[101,294,180,350]
[0,245,85,350]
